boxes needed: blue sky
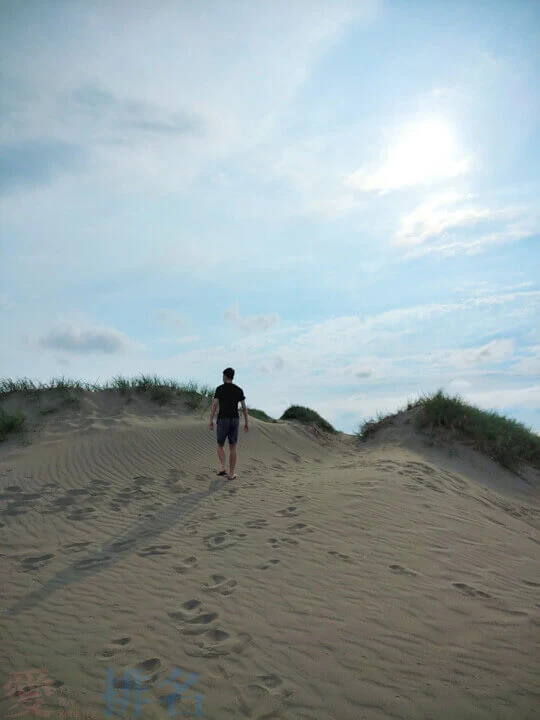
[1,0,539,434]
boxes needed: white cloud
[466,385,540,412]
[511,345,540,376]
[432,339,516,369]
[35,323,139,355]
[224,307,279,334]
[393,192,491,246]
[1,2,372,195]
[393,194,539,257]
[259,355,286,374]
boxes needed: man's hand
[244,424,249,433]
[209,421,214,431]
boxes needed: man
[209,367,248,480]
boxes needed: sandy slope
[1,392,539,720]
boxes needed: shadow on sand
[6,478,227,617]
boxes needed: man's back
[214,383,245,419]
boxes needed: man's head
[223,367,235,383]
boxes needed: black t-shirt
[214,383,245,419]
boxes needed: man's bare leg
[217,444,227,472]
[229,444,237,477]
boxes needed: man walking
[209,367,248,480]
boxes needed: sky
[1,0,539,434]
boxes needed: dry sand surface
[1,391,539,720]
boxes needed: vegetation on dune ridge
[357,389,540,472]
[0,377,336,439]
[0,375,214,404]
[280,405,336,433]
[4,379,536,472]
[0,375,216,440]
[248,408,278,423]
[0,407,26,442]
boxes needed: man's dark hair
[223,367,235,380]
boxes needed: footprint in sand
[88,479,112,498]
[20,554,54,572]
[168,599,202,621]
[286,523,313,535]
[165,469,191,492]
[328,550,351,562]
[100,636,132,658]
[134,658,161,683]
[255,674,284,691]
[204,530,243,550]
[173,556,199,574]
[168,601,218,635]
[112,659,160,690]
[267,537,299,549]
[257,559,280,571]
[276,506,299,517]
[182,522,199,536]
[62,541,93,554]
[68,507,96,521]
[110,538,137,553]
[41,483,60,492]
[167,599,250,658]
[238,673,292,718]
[3,492,43,516]
[133,476,154,487]
[389,564,417,576]
[452,582,492,599]
[186,628,252,659]
[245,519,268,529]
[74,554,112,571]
[137,545,171,557]
[202,574,237,595]
[52,495,76,510]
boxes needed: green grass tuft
[0,375,216,410]
[357,411,396,440]
[357,389,540,472]
[248,408,278,423]
[280,405,336,433]
[0,407,26,442]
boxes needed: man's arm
[210,398,218,423]
[241,400,248,428]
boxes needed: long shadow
[6,478,226,617]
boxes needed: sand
[1,391,539,720]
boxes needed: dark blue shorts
[216,418,239,446]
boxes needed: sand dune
[1,392,539,719]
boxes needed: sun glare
[350,118,470,192]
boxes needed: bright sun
[350,118,470,192]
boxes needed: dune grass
[280,405,336,433]
[0,375,214,410]
[358,389,540,471]
[248,408,278,423]
[0,407,26,442]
